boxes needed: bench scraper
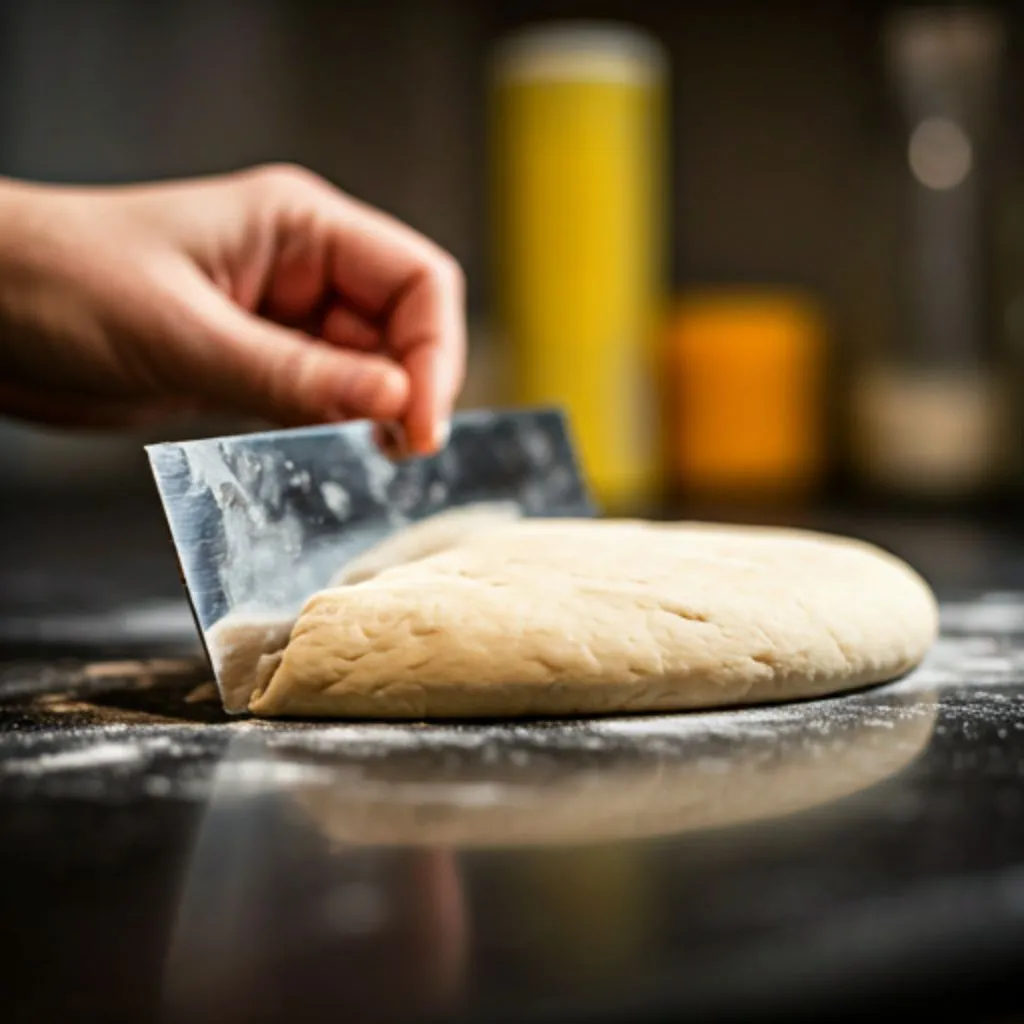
[145,407,595,713]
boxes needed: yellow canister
[489,23,667,510]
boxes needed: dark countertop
[4,490,1024,1023]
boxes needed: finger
[386,263,465,455]
[259,216,328,325]
[401,337,453,455]
[178,279,410,426]
[313,195,465,454]
[321,303,382,352]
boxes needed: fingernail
[435,418,451,450]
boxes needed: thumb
[171,276,411,427]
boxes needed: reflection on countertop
[0,654,940,833]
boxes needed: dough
[206,613,293,713]
[205,503,526,713]
[246,518,938,719]
[330,501,523,586]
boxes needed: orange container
[664,291,826,498]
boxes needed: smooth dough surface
[246,518,939,719]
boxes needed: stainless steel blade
[145,407,595,712]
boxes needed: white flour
[886,633,1024,694]
[207,759,337,794]
[0,731,198,778]
[941,596,1024,634]
[0,600,196,644]
[2,741,144,774]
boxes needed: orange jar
[664,291,826,499]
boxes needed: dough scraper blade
[145,407,595,713]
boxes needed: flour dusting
[2,741,143,775]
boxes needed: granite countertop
[4,493,1024,1023]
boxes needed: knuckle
[348,366,382,411]
[354,359,409,417]
[262,339,320,419]
[249,162,328,197]
[427,249,465,293]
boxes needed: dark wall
[0,0,1019,315]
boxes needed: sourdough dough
[245,518,938,719]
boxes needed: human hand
[0,164,465,455]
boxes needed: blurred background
[1,0,1023,535]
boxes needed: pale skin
[0,163,466,455]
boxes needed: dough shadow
[2,657,231,728]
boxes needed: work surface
[3,493,1024,1023]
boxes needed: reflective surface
[3,596,1024,1023]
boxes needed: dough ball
[247,519,938,719]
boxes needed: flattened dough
[247,519,939,719]
[330,501,523,586]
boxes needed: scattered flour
[0,730,205,783]
[941,595,1024,634]
[2,741,143,775]
[0,600,197,645]
[207,758,338,795]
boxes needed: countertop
[4,490,1024,1023]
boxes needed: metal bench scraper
[145,407,595,713]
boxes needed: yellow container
[665,291,827,498]
[490,23,667,510]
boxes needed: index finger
[320,193,466,455]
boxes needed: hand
[0,164,465,455]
